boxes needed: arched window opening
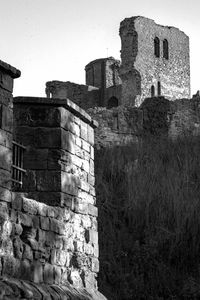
[157,81,161,96]
[163,39,169,59]
[151,85,155,97]
[107,96,119,109]
[154,37,160,58]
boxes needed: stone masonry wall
[119,16,190,106]
[2,96,102,293]
[0,60,20,206]
[87,106,143,148]
[46,81,100,110]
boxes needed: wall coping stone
[0,276,107,300]
[14,96,98,128]
[0,59,21,78]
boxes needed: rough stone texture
[85,57,122,107]
[45,81,100,110]
[46,57,122,110]
[119,16,190,106]
[141,96,200,138]
[0,276,106,299]
[87,106,143,148]
[10,96,102,295]
[45,17,190,111]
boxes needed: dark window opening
[158,81,161,96]
[154,37,160,58]
[12,141,26,190]
[163,39,169,59]
[151,85,155,97]
[107,96,119,109]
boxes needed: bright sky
[0,0,199,97]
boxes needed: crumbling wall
[87,106,143,148]
[141,97,200,138]
[119,16,190,106]
[46,81,100,110]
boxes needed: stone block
[0,129,12,148]
[54,266,62,284]
[0,169,11,189]
[2,255,17,277]
[56,250,70,266]
[89,159,94,175]
[2,104,13,133]
[12,192,23,210]
[88,204,98,217]
[79,191,94,204]
[47,149,65,170]
[69,269,83,288]
[36,170,61,192]
[87,125,94,145]
[50,218,66,235]
[85,229,98,245]
[15,105,61,127]
[31,261,43,283]
[13,236,23,259]
[22,170,37,192]
[0,144,12,171]
[74,199,88,215]
[23,197,38,214]
[88,174,95,186]
[75,136,82,147]
[61,172,80,196]
[35,127,61,148]
[90,146,94,160]
[91,257,99,272]
[80,120,88,141]
[18,212,33,227]
[82,270,97,289]
[40,216,50,231]
[61,129,75,154]
[14,126,36,147]
[23,244,33,261]
[13,223,23,236]
[81,139,90,152]
[24,148,48,170]
[81,160,89,173]
[0,186,11,202]
[44,263,54,284]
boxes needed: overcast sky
[0,0,199,97]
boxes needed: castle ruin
[0,16,197,299]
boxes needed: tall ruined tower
[119,16,190,106]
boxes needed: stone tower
[119,16,190,106]
[85,57,121,107]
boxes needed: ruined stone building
[46,16,190,109]
[0,16,196,299]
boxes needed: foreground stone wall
[119,16,190,106]
[11,97,101,292]
[0,60,20,207]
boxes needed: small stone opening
[151,85,155,97]
[158,81,161,96]
[163,39,169,59]
[154,37,160,58]
[107,96,119,109]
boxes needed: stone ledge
[0,277,107,300]
[14,97,98,129]
[0,59,21,79]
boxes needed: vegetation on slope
[95,136,200,299]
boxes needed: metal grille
[12,141,26,188]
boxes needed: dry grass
[95,136,200,299]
